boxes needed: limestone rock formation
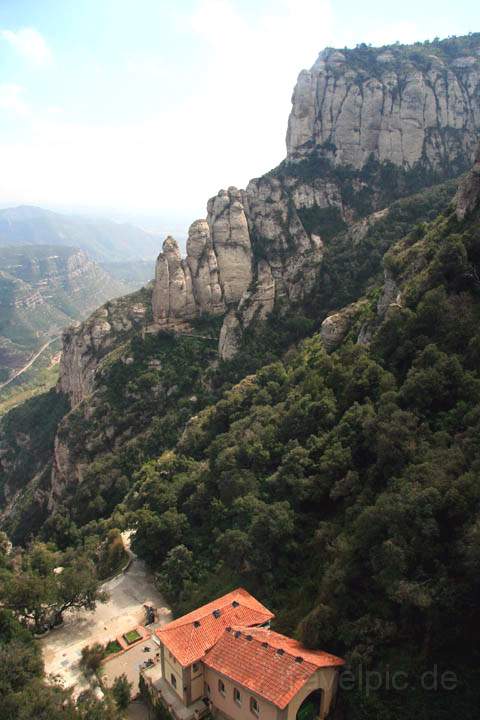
[60,37,480,404]
[287,45,480,171]
[150,178,324,360]
[58,294,150,406]
[208,187,252,305]
[152,236,195,327]
[456,144,480,220]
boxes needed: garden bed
[123,629,142,645]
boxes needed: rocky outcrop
[377,270,402,317]
[151,178,324,360]
[58,292,150,406]
[149,40,480,364]
[287,44,480,170]
[320,301,368,350]
[456,144,480,220]
[62,36,480,398]
[151,188,253,331]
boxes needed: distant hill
[0,205,162,262]
[0,244,129,383]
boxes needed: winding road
[0,336,60,391]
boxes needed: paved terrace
[41,551,170,693]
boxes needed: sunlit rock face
[151,179,324,359]
[150,42,480,360]
[286,46,480,170]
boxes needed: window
[218,679,226,696]
[170,674,177,689]
[192,662,200,674]
[250,697,260,716]
[204,683,211,697]
[234,688,242,706]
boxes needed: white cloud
[0,2,426,223]
[0,84,29,115]
[1,27,52,65]
[0,1,336,218]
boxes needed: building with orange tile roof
[146,588,344,720]
[157,588,274,667]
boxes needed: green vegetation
[80,643,107,675]
[112,674,132,710]
[123,629,141,645]
[296,206,347,240]
[104,640,122,656]
[0,541,108,634]
[125,200,480,718]
[97,529,129,580]
[1,70,479,717]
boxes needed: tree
[0,544,108,633]
[53,554,109,626]
[112,673,132,710]
[80,643,105,675]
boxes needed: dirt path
[0,336,60,391]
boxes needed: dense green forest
[121,197,480,717]
[2,174,479,719]
[2,178,474,718]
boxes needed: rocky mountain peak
[58,35,480,406]
[286,39,480,170]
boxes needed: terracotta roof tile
[156,588,274,667]
[203,626,344,709]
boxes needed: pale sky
[0,0,479,230]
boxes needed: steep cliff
[146,35,480,363]
[2,33,478,541]
[151,181,323,359]
[456,143,480,219]
[58,286,152,406]
[286,41,480,168]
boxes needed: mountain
[1,33,480,719]
[140,34,480,361]
[0,205,161,262]
[0,245,129,384]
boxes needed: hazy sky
[0,0,479,229]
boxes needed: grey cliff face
[58,297,149,406]
[151,178,324,361]
[60,37,480,406]
[456,144,480,220]
[287,46,480,170]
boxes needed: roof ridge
[224,627,318,666]
[158,588,273,632]
[226,625,344,667]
